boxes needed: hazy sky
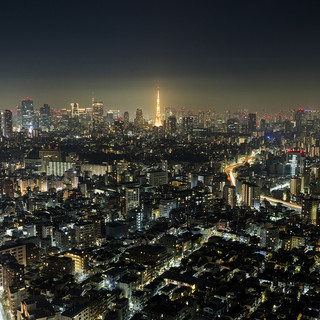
[1,0,320,115]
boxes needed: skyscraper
[134,108,144,129]
[125,186,140,214]
[1,110,13,138]
[182,116,193,135]
[39,104,51,131]
[302,196,319,225]
[70,102,79,118]
[92,100,104,127]
[227,118,240,134]
[124,111,129,131]
[248,113,257,132]
[286,150,306,177]
[294,108,305,134]
[167,116,177,134]
[241,182,260,209]
[223,185,236,208]
[21,98,34,129]
[155,88,162,127]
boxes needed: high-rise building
[227,118,240,134]
[124,111,129,131]
[39,104,51,131]
[302,196,319,225]
[260,118,266,131]
[0,243,27,266]
[71,102,79,118]
[159,199,177,218]
[92,100,104,127]
[1,110,13,138]
[260,225,279,250]
[294,108,305,134]
[223,185,236,208]
[21,98,34,129]
[182,117,194,135]
[286,150,306,177]
[134,108,144,129]
[125,186,140,214]
[167,116,177,134]
[16,105,22,128]
[113,119,124,134]
[241,182,260,209]
[197,110,205,128]
[74,222,94,249]
[105,111,114,123]
[155,88,162,127]
[165,106,175,120]
[0,254,24,291]
[284,119,293,133]
[248,113,257,132]
[290,176,301,197]
[147,171,168,187]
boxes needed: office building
[302,196,319,225]
[39,104,51,131]
[1,109,13,138]
[286,150,306,177]
[134,108,144,129]
[71,102,79,118]
[159,199,177,218]
[241,182,260,209]
[248,113,257,132]
[21,98,34,129]
[123,111,129,131]
[92,100,104,127]
[125,186,140,214]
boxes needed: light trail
[260,195,302,210]
[226,155,255,187]
[270,182,290,192]
[225,153,302,211]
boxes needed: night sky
[1,0,320,114]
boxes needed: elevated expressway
[225,155,302,212]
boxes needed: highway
[260,195,302,210]
[226,155,255,187]
[225,154,302,211]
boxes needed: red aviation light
[286,149,306,154]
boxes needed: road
[260,195,302,210]
[226,155,255,187]
[225,154,302,211]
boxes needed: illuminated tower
[155,88,162,127]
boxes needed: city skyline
[4,89,320,118]
[1,1,320,111]
[2,2,320,319]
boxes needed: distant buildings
[18,98,34,130]
[1,99,320,319]
[1,109,13,138]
